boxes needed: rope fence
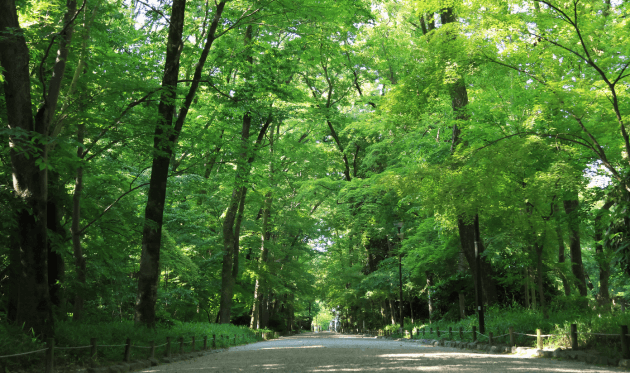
[0,330,274,373]
[0,348,48,359]
[350,323,630,360]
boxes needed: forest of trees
[1,0,629,341]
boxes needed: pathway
[139,331,621,372]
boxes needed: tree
[0,0,84,337]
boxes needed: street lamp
[394,221,404,330]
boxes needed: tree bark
[426,271,434,322]
[71,123,86,320]
[458,251,466,319]
[563,198,588,296]
[458,216,498,305]
[7,235,19,323]
[219,24,268,324]
[260,294,270,328]
[66,5,96,320]
[47,172,67,310]
[219,112,251,323]
[441,5,497,307]
[595,201,614,306]
[1,0,78,338]
[388,299,396,325]
[530,267,537,310]
[135,0,227,326]
[251,186,273,328]
[135,0,187,327]
[523,267,530,308]
[556,223,571,296]
[534,242,548,318]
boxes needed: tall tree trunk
[523,267,530,308]
[67,6,95,319]
[326,120,352,181]
[219,112,251,324]
[440,6,498,307]
[534,242,548,319]
[556,223,571,296]
[426,271,434,323]
[1,0,78,338]
[219,25,266,324]
[563,198,588,296]
[595,201,614,306]
[251,189,273,328]
[530,267,537,310]
[458,251,466,319]
[250,279,260,329]
[135,0,187,327]
[71,123,86,320]
[389,299,396,325]
[135,0,226,326]
[458,216,498,305]
[260,294,270,328]
[47,172,67,310]
[7,236,19,323]
[232,186,247,278]
[135,0,227,326]
[380,302,387,324]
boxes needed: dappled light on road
[140,332,619,372]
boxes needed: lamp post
[394,222,404,330]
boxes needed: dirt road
[139,331,621,372]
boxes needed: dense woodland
[1,0,630,342]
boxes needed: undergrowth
[0,321,269,372]
[383,304,630,359]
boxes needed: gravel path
[139,331,622,372]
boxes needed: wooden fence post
[191,336,196,352]
[472,326,477,343]
[437,328,440,338]
[459,326,463,340]
[150,341,155,359]
[203,336,207,350]
[90,337,97,367]
[509,327,515,347]
[45,338,54,373]
[449,327,453,340]
[621,325,629,359]
[422,328,425,337]
[570,324,578,350]
[124,338,131,362]
[489,332,493,345]
[166,337,172,357]
[212,334,216,349]
[537,329,542,349]
[178,337,184,354]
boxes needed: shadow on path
[140,332,619,372]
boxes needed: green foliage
[1,0,629,361]
[0,321,261,370]
[406,305,630,359]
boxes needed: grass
[381,305,630,360]
[0,321,271,371]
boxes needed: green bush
[398,304,630,358]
